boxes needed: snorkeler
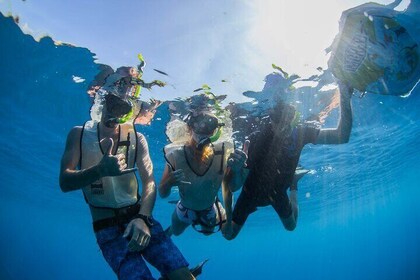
[159,106,248,236]
[223,82,353,239]
[59,92,196,280]
[87,54,165,101]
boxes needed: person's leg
[143,219,194,280]
[226,190,258,240]
[170,208,191,236]
[271,190,297,231]
[289,189,299,221]
[95,226,155,280]
[286,167,308,225]
[119,251,155,280]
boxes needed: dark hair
[269,101,296,124]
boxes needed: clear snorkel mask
[104,93,134,127]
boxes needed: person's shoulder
[70,125,84,132]
[135,130,146,139]
[164,144,184,164]
[298,121,321,144]
[68,126,83,138]
[299,121,321,131]
[64,126,84,146]
[164,144,183,155]
[135,131,149,149]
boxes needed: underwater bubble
[305,192,311,198]
[321,166,334,173]
[72,75,85,83]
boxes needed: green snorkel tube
[116,54,145,124]
[201,84,225,143]
[117,109,134,124]
[291,110,301,128]
[133,53,145,99]
[209,126,223,142]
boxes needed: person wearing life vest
[159,110,248,237]
[59,93,195,280]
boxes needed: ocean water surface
[1,4,419,280]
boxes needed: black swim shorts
[232,188,292,226]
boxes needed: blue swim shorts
[95,218,189,280]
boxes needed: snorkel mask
[104,93,134,127]
[186,113,224,150]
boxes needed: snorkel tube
[291,111,301,128]
[194,126,223,151]
[117,109,134,124]
[209,126,222,142]
[133,53,145,98]
[113,54,145,124]
[201,85,225,143]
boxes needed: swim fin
[158,259,208,279]
[190,259,208,278]
[291,166,310,191]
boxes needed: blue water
[1,10,420,280]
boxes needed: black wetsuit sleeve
[302,123,320,145]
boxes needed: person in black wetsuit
[222,82,353,239]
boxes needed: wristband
[134,214,154,227]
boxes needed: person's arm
[225,167,249,193]
[222,177,233,223]
[316,82,353,144]
[139,80,165,89]
[59,127,134,192]
[135,133,156,216]
[123,132,156,252]
[158,150,188,198]
[158,164,175,198]
[225,141,250,192]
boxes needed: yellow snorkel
[133,53,145,98]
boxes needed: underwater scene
[0,0,419,279]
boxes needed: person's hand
[227,140,250,172]
[98,138,137,177]
[153,80,166,87]
[123,218,151,252]
[167,168,191,186]
[149,98,163,110]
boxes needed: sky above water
[0,0,410,102]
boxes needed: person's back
[243,121,320,200]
